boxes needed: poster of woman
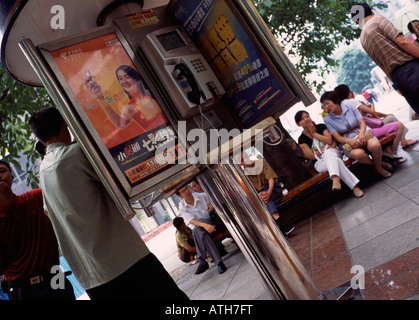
[50,32,186,187]
[51,33,168,149]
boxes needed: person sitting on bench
[189,179,228,235]
[241,152,294,237]
[176,184,227,275]
[334,84,414,157]
[321,91,397,179]
[295,110,364,198]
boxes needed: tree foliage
[337,48,376,93]
[0,64,53,188]
[254,0,385,92]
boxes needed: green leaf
[254,0,386,93]
[0,63,51,188]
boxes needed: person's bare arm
[190,219,216,234]
[395,34,419,58]
[299,143,316,160]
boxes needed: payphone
[140,25,225,118]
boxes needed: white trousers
[314,148,359,190]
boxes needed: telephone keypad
[190,58,207,73]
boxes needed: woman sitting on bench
[295,110,364,198]
[321,91,396,179]
[334,84,413,157]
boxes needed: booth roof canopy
[0,0,169,86]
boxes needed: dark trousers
[391,59,419,114]
[192,221,223,266]
[5,278,75,300]
[85,253,189,300]
[180,238,196,263]
[260,182,283,215]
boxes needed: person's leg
[349,146,391,178]
[382,115,410,142]
[192,223,226,274]
[316,149,341,191]
[259,184,283,220]
[86,253,189,300]
[371,122,403,155]
[391,60,419,115]
[193,223,222,265]
[180,247,192,263]
[366,138,392,178]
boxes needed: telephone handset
[172,63,201,105]
[140,25,225,118]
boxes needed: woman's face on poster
[117,69,139,95]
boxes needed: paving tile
[398,179,419,200]
[311,206,336,228]
[349,217,419,271]
[363,248,419,291]
[293,217,311,234]
[226,262,261,292]
[364,269,419,300]
[344,200,419,250]
[311,217,341,249]
[287,227,311,255]
[312,253,353,291]
[191,279,230,300]
[338,191,407,233]
[384,161,419,190]
[334,181,393,219]
[178,273,205,297]
[222,276,269,300]
[312,235,348,269]
[294,247,312,273]
[412,194,419,205]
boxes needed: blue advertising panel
[170,0,293,127]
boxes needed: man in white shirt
[28,107,188,300]
[176,185,227,275]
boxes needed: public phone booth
[1,0,335,300]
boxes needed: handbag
[363,116,384,128]
[311,137,329,161]
[342,130,374,152]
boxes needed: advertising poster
[51,33,186,187]
[171,0,287,127]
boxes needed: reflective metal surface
[198,160,321,300]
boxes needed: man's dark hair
[407,20,419,33]
[175,183,190,196]
[0,159,11,173]
[173,217,184,229]
[351,2,373,22]
[334,84,352,102]
[320,91,341,105]
[28,107,64,142]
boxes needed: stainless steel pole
[197,161,322,300]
